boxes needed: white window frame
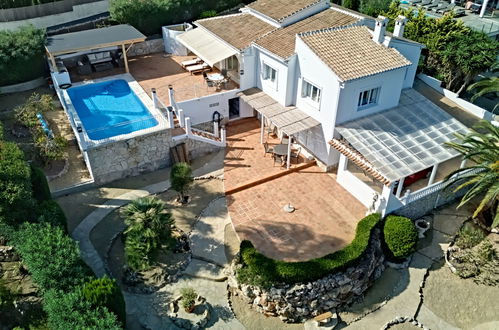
[357,87,380,110]
[262,62,277,88]
[301,78,321,106]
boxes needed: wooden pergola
[45,24,146,74]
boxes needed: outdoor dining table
[273,144,288,156]
[207,73,225,88]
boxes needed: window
[301,79,321,103]
[262,63,277,83]
[357,87,380,109]
[225,55,238,70]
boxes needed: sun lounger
[452,6,465,16]
[180,57,202,68]
[410,0,423,4]
[423,0,441,9]
[436,2,454,12]
[417,0,432,7]
[186,63,210,74]
[432,1,449,11]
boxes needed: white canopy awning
[176,28,238,67]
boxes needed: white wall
[335,68,406,124]
[162,23,192,55]
[255,48,290,106]
[176,89,240,125]
[337,155,377,208]
[388,39,422,89]
[0,0,108,30]
[239,47,257,90]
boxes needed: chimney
[394,15,407,38]
[374,15,388,44]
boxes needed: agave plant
[122,196,174,270]
[444,121,499,228]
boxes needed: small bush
[199,10,217,19]
[238,213,381,285]
[383,215,418,260]
[30,165,51,202]
[34,134,67,164]
[170,162,193,202]
[82,277,126,327]
[455,224,486,249]
[13,223,92,292]
[180,287,197,310]
[43,288,121,330]
[37,200,67,232]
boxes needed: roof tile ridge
[297,23,362,38]
[197,12,246,23]
[277,0,324,22]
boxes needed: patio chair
[272,153,284,166]
[221,69,227,76]
[264,142,274,157]
[432,1,449,11]
[291,146,301,164]
[187,63,210,75]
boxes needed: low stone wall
[0,77,46,94]
[128,38,164,57]
[86,128,174,185]
[228,230,385,322]
[186,137,222,161]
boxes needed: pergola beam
[121,43,129,73]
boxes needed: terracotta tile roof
[255,9,360,59]
[196,13,275,50]
[247,0,323,22]
[299,26,411,81]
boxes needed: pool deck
[69,53,240,106]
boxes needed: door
[229,97,240,119]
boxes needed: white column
[178,109,185,128]
[167,85,175,109]
[260,115,265,144]
[379,183,396,217]
[185,117,192,136]
[214,121,219,138]
[428,164,439,186]
[460,159,467,169]
[338,154,348,174]
[167,109,174,129]
[221,127,227,145]
[286,136,292,169]
[396,177,405,198]
[480,0,489,17]
[151,88,158,109]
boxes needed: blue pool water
[67,79,158,140]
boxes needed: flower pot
[185,304,195,313]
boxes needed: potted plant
[180,287,197,313]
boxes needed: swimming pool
[67,79,158,140]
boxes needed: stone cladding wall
[229,230,385,322]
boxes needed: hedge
[13,223,92,292]
[43,288,121,330]
[383,215,418,260]
[0,25,46,86]
[0,140,35,224]
[0,121,4,140]
[37,200,67,232]
[30,165,51,202]
[238,213,381,285]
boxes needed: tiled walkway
[224,118,367,261]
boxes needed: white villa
[46,0,470,217]
[171,0,469,216]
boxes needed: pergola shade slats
[176,28,238,67]
[238,88,320,136]
[333,89,468,183]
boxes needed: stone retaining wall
[86,128,174,185]
[0,77,46,94]
[186,137,222,161]
[128,38,164,57]
[228,230,385,322]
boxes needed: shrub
[122,196,174,270]
[238,213,381,285]
[82,277,126,327]
[199,10,217,19]
[342,0,360,11]
[37,200,67,232]
[170,162,193,203]
[455,224,486,249]
[34,133,67,164]
[30,165,51,202]
[13,223,92,292]
[180,287,197,310]
[0,121,4,140]
[15,93,55,128]
[0,25,46,86]
[0,140,35,224]
[43,288,121,330]
[383,215,418,260]
[0,279,16,309]
[360,0,391,17]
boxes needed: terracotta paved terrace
[70,53,239,104]
[224,118,367,261]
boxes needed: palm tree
[122,196,174,270]
[467,62,499,114]
[444,121,499,228]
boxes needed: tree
[444,121,499,228]
[342,0,360,11]
[122,196,174,270]
[170,162,193,203]
[360,0,391,17]
[467,62,499,114]
[82,277,126,327]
